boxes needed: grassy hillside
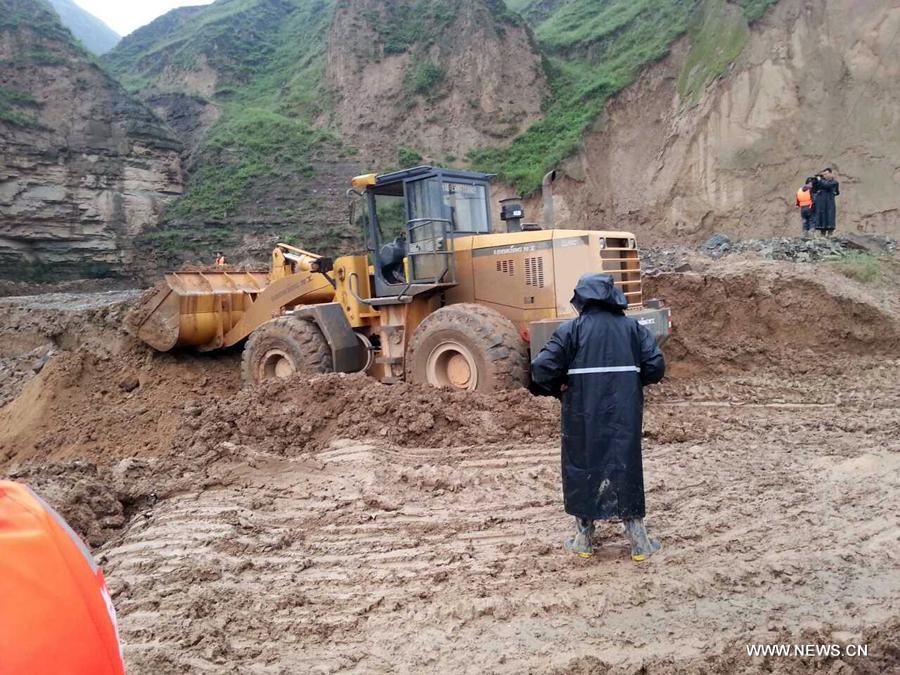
[1,0,89,129]
[101,0,781,265]
[104,0,536,265]
[104,0,351,261]
[475,0,779,194]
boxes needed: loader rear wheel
[241,316,332,386]
[406,304,528,392]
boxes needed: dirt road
[1,255,898,673]
[90,361,898,673]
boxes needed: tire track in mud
[101,363,900,673]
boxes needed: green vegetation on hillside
[362,1,456,54]
[831,253,883,284]
[475,0,780,194]
[105,0,314,90]
[404,62,446,97]
[169,110,336,220]
[362,0,516,54]
[397,147,423,167]
[0,0,75,43]
[0,85,41,127]
[678,0,749,103]
[105,0,340,225]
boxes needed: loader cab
[352,166,494,299]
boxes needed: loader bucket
[129,270,270,352]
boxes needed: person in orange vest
[0,481,125,674]
[796,177,815,238]
[215,252,227,267]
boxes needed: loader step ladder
[376,311,407,383]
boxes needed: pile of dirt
[0,290,139,407]
[175,372,561,458]
[0,345,241,468]
[645,259,900,375]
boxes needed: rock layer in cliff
[0,0,182,281]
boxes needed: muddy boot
[564,517,595,558]
[623,518,661,562]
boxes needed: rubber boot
[564,517,595,558]
[623,518,661,562]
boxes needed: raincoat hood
[571,273,628,313]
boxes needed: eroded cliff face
[0,0,182,281]
[544,0,900,241]
[326,0,547,165]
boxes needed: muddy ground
[1,251,898,673]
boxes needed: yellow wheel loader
[131,166,671,391]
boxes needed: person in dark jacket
[812,168,840,236]
[531,273,666,561]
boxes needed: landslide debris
[645,257,900,375]
[175,373,560,458]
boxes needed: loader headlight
[599,237,607,250]
[628,238,636,249]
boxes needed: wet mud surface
[1,258,898,673]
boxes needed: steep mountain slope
[104,0,360,266]
[536,0,900,240]
[103,0,547,268]
[45,0,120,55]
[326,0,545,164]
[474,0,779,193]
[0,0,182,281]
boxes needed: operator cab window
[443,182,489,234]
[373,193,406,243]
[371,183,408,285]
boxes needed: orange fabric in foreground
[0,481,124,675]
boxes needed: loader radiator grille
[600,244,642,307]
[496,259,515,276]
[525,256,545,288]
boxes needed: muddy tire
[241,316,332,386]
[406,304,528,392]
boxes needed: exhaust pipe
[542,170,557,230]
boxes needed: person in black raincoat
[813,167,840,236]
[531,273,666,561]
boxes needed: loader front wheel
[406,304,528,393]
[241,317,333,386]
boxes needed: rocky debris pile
[643,234,897,274]
[641,245,696,275]
[702,233,897,262]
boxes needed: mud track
[1,257,898,673]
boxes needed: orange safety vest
[796,187,813,208]
[0,481,125,675]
